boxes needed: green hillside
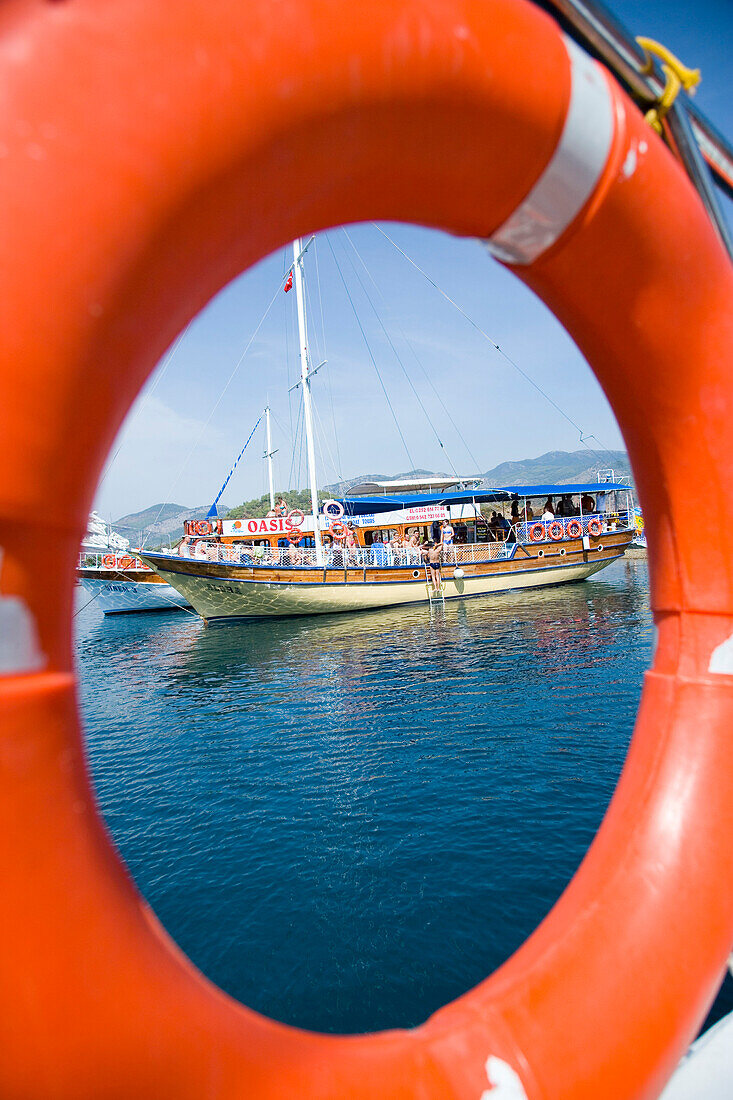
[225,489,316,520]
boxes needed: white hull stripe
[485,36,614,266]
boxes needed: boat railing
[514,512,632,543]
[78,551,151,571]
[180,541,515,569]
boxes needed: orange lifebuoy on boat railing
[194,520,212,537]
[329,520,346,541]
[529,523,546,542]
[286,508,305,528]
[566,519,582,538]
[587,517,603,538]
[548,521,564,541]
[1,3,732,1100]
[101,553,116,570]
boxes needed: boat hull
[142,534,631,621]
[77,572,191,614]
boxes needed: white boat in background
[77,513,191,614]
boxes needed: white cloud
[94,395,231,520]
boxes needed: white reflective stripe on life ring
[485,36,614,266]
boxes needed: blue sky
[96,0,733,521]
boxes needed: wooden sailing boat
[76,512,191,614]
[140,239,635,622]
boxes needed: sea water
[75,557,732,1034]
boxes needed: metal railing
[78,551,151,571]
[175,541,516,569]
[514,512,632,543]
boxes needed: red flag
[283,269,293,293]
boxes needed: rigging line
[269,407,295,449]
[348,229,483,474]
[313,405,329,490]
[296,395,307,491]
[208,415,263,514]
[340,226,460,477]
[73,586,106,619]
[313,238,329,363]
[97,320,193,489]
[288,398,304,492]
[284,250,297,456]
[315,236,344,482]
[141,271,290,546]
[304,267,323,368]
[313,399,342,483]
[325,233,415,471]
[372,223,618,466]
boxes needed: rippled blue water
[75,557,732,1035]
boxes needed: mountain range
[323,449,631,494]
[114,448,631,544]
[112,501,231,546]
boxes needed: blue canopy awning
[338,483,630,517]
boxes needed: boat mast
[264,405,276,511]
[292,238,324,565]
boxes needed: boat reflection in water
[73,558,722,1040]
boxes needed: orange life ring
[101,553,116,570]
[529,523,546,542]
[286,508,305,528]
[329,520,346,541]
[566,519,582,538]
[548,521,564,541]
[117,555,134,570]
[194,520,212,536]
[587,517,603,538]
[1,4,732,1100]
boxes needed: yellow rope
[636,37,701,134]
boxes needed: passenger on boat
[370,532,386,566]
[488,511,498,540]
[431,518,441,543]
[557,494,580,518]
[426,542,442,591]
[497,513,510,540]
[525,503,535,520]
[407,531,421,562]
[331,542,346,568]
[542,499,555,522]
[440,518,455,560]
[275,496,288,517]
[178,537,191,558]
[286,540,301,566]
[581,492,596,513]
[345,522,359,564]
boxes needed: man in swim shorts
[427,541,443,592]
